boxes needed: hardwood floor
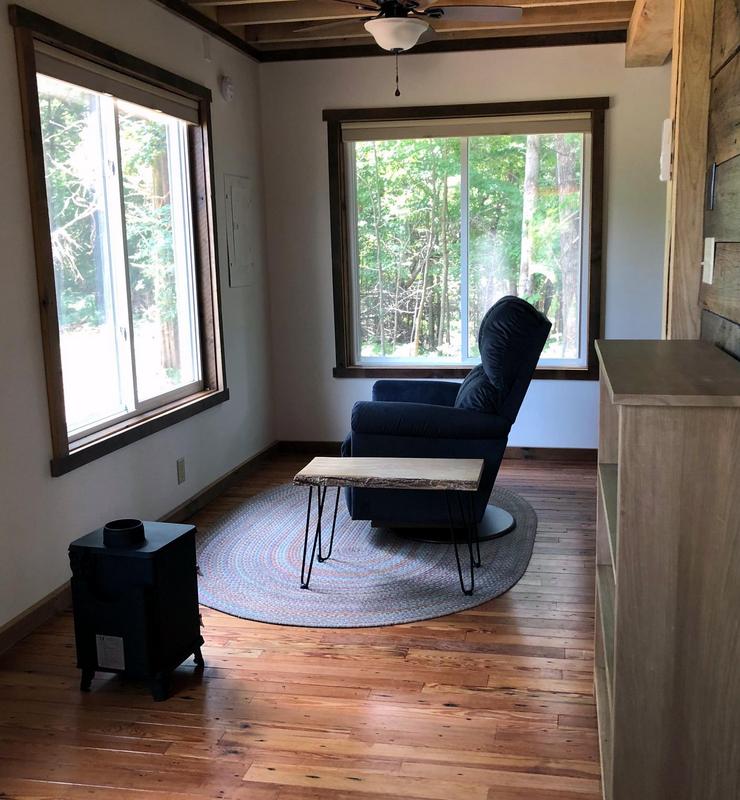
[0,454,598,799]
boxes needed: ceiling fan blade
[417,24,438,43]
[424,5,523,22]
[294,17,371,33]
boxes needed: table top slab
[293,457,484,491]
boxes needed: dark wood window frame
[10,5,228,477]
[324,97,608,381]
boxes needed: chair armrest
[371,379,460,407]
[351,401,510,440]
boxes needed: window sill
[51,387,229,477]
[333,365,598,381]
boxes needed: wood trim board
[0,439,594,651]
[0,441,279,654]
[326,98,607,383]
[10,5,229,477]
[710,0,740,77]
[279,440,598,461]
[663,0,714,339]
[9,5,213,100]
[144,5,628,63]
[701,308,740,360]
[701,0,740,354]
[0,583,72,657]
[164,442,279,522]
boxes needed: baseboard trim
[277,441,597,462]
[0,441,280,655]
[0,581,72,656]
[277,440,342,455]
[504,446,597,462]
[163,441,280,522]
[1,438,594,653]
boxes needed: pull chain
[394,50,401,97]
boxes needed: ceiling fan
[301,0,524,54]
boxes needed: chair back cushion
[456,296,551,424]
[454,365,500,413]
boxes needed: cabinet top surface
[595,340,740,406]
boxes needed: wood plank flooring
[0,453,598,799]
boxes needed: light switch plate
[702,237,716,284]
[177,457,186,485]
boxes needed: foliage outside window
[12,8,227,475]
[326,101,606,379]
[40,75,202,437]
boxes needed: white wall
[0,0,271,627]
[259,45,671,447]
[0,22,672,627]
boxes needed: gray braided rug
[196,483,537,628]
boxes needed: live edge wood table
[293,457,484,595]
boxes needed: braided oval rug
[196,484,537,628]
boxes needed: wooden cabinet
[594,339,740,800]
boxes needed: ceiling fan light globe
[364,17,429,51]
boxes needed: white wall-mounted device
[219,74,234,103]
[702,237,716,285]
[659,118,673,182]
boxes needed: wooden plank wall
[663,0,714,339]
[701,0,740,358]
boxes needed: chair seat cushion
[454,365,500,414]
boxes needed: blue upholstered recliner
[340,296,552,533]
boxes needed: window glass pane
[37,74,130,434]
[118,102,200,402]
[353,138,462,361]
[468,132,584,360]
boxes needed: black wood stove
[68,520,203,701]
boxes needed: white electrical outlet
[702,237,716,284]
[177,457,186,485]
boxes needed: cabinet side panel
[674,407,740,799]
[599,373,619,463]
[614,405,740,799]
[612,406,682,798]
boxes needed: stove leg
[151,672,170,701]
[80,668,94,692]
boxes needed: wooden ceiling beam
[222,0,369,25]
[196,0,629,7]
[192,0,294,6]
[228,0,633,27]
[251,19,627,44]
[625,0,674,66]
[245,12,630,42]
[218,0,634,28]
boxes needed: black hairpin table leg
[319,486,340,562]
[300,485,318,589]
[300,485,341,589]
[457,491,481,568]
[445,490,480,595]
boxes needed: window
[12,8,227,475]
[325,100,607,379]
